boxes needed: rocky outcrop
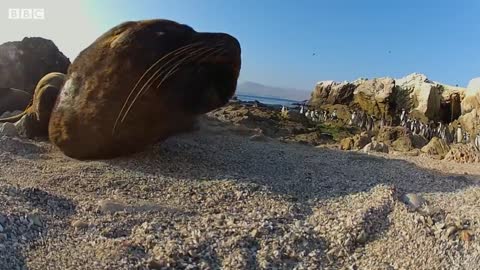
[353,78,395,119]
[461,77,480,114]
[309,81,355,106]
[395,73,443,121]
[421,137,450,158]
[0,37,70,94]
[308,73,468,123]
[458,109,479,137]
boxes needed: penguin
[300,105,304,114]
[349,111,357,126]
[400,109,406,123]
[331,109,338,120]
[464,132,470,144]
[456,124,463,144]
[475,132,480,150]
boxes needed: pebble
[28,213,42,227]
[445,226,457,239]
[402,193,425,210]
[98,199,128,213]
[71,220,89,229]
[0,214,6,225]
[356,230,368,244]
[0,224,3,233]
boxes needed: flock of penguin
[280,105,480,150]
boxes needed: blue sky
[2,0,480,91]
[85,0,480,90]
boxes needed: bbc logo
[8,8,45,20]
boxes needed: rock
[461,77,480,114]
[0,224,3,233]
[98,199,128,213]
[309,81,355,106]
[402,193,425,210]
[353,132,371,150]
[0,122,17,137]
[376,126,407,146]
[27,213,42,227]
[445,226,458,239]
[362,141,389,153]
[340,137,354,150]
[410,134,428,149]
[0,37,70,94]
[356,230,368,244]
[71,220,89,229]
[458,109,478,137]
[353,77,395,119]
[395,73,443,120]
[444,144,480,163]
[421,137,450,158]
[282,110,309,126]
[391,136,413,152]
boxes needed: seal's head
[49,19,241,159]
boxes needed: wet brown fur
[49,19,241,159]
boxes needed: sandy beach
[0,117,478,269]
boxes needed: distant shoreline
[236,94,304,107]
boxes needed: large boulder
[309,81,355,106]
[461,77,480,114]
[458,109,478,136]
[0,37,70,94]
[395,73,442,121]
[353,77,395,119]
[421,137,450,158]
[391,136,413,152]
[376,126,408,145]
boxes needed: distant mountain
[235,81,310,101]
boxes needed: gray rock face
[0,37,70,93]
[0,122,18,137]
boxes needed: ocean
[236,94,301,107]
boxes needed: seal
[0,87,31,115]
[0,72,65,138]
[49,19,241,159]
